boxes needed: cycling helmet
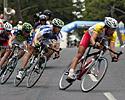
[52,18,64,28]
[4,22,12,32]
[18,20,23,24]
[33,13,40,22]
[22,22,32,32]
[104,17,118,29]
[43,9,52,18]
[38,11,42,15]
[39,14,47,20]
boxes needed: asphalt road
[0,47,125,100]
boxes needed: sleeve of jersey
[110,31,117,42]
[93,23,104,35]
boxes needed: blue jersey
[38,25,62,41]
[30,25,63,46]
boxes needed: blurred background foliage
[0,0,125,23]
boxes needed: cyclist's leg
[67,31,91,80]
[0,49,12,68]
[0,49,5,60]
[67,46,86,80]
[0,40,11,67]
[21,44,34,69]
[17,49,25,60]
[16,44,34,79]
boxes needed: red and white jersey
[0,19,4,34]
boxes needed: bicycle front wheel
[81,57,108,92]
[59,63,73,90]
[1,58,18,84]
[26,55,47,88]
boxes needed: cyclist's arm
[90,31,98,46]
[52,40,60,50]
[109,32,117,58]
[109,41,115,55]
[8,33,16,46]
[89,22,104,46]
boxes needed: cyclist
[0,19,5,44]
[0,21,12,75]
[43,9,53,25]
[0,22,32,71]
[34,14,48,29]
[39,14,47,25]
[16,18,64,79]
[33,13,40,29]
[67,17,119,82]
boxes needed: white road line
[104,92,117,100]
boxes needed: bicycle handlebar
[47,46,62,53]
[92,42,123,58]
[40,39,62,53]
[106,46,123,58]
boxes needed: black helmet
[43,9,52,18]
[33,13,40,22]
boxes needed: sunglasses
[53,25,61,29]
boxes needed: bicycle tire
[0,65,7,77]
[1,58,18,84]
[81,57,108,92]
[26,55,47,88]
[58,63,73,90]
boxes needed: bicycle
[59,38,122,92]
[0,44,26,84]
[14,42,61,88]
[26,43,61,88]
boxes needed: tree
[82,0,125,21]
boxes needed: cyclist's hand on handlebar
[94,42,103,49]
[112,56,118,62]
[111,51,123,62]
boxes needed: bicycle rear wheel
[59,63,73,90]
[26,56,47,88]
[81,57,108,92]
[1,58,18,84]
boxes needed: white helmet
[104,17,118,29]
[18,20,23,24]
[4,22,12,31]
[39,14,47,20]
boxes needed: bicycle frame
[77,46,106,80]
